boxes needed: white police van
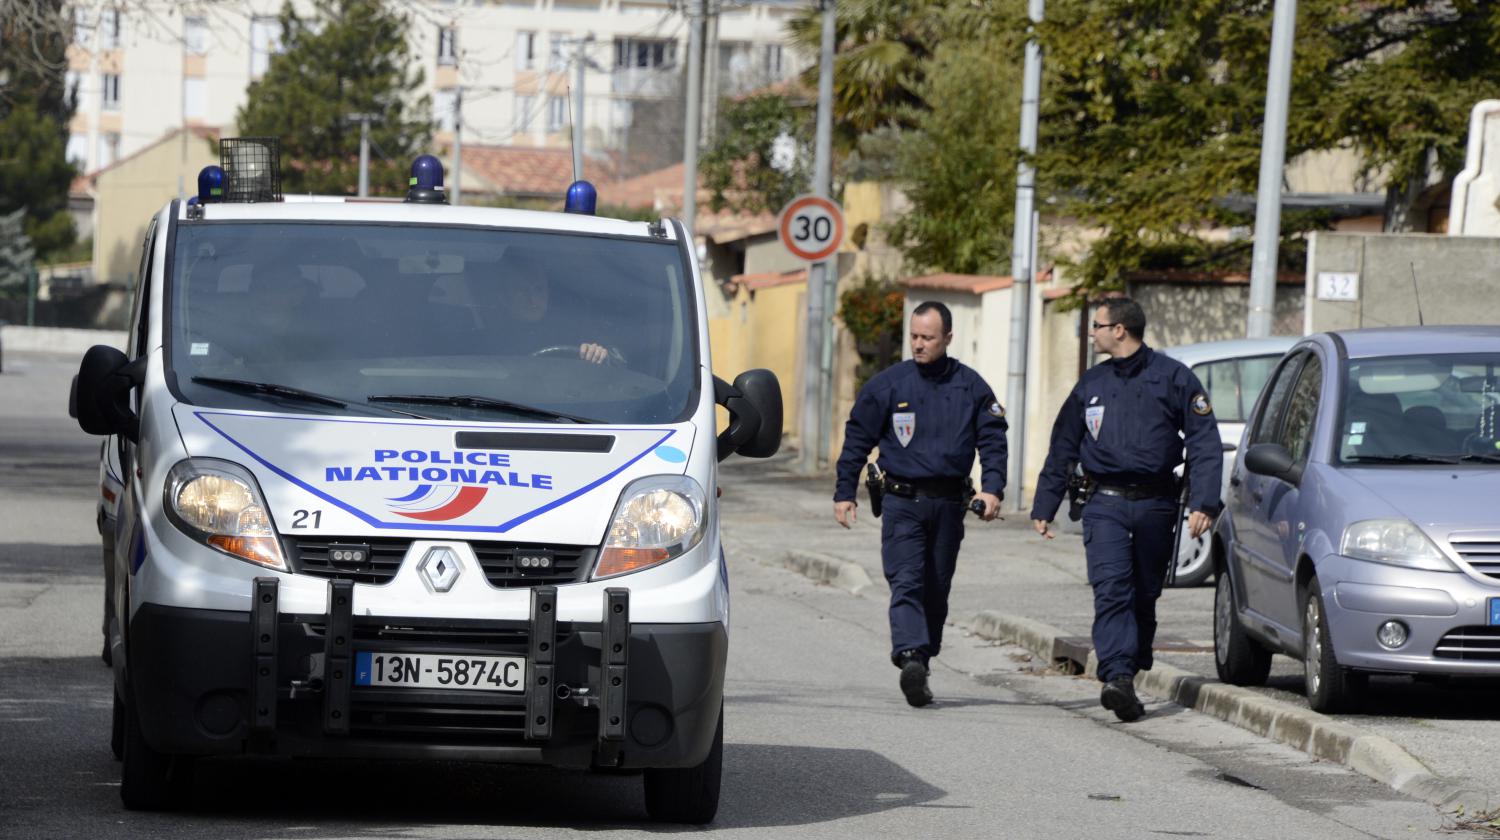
[72,146,781,822]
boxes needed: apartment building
[64,0,808,179]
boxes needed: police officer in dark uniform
[833,301,1008,707]
[1030,297,1221,722]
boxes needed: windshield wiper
[1459,452,1500,463]
[368,394,599,424]
[193,376,348,408]
[1345,453,1460,465]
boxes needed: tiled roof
[597,161,685,210]
[900,273,1014,294]
[460,145,613,198]
[595,161,775,241]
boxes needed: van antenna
[1409,262,1425,326]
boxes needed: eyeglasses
[1090,321,1119,332]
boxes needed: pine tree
[0,0,77,259]
[236,0,432,196]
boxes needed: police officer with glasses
[833,301,1008,707]
[1030,297,1221,722]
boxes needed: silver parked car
[1161,336,1298,586]
[1214,326,1500,712]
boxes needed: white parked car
[1161,336,1299,586]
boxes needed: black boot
[1100,676,1145,722]
[895,649,933,707]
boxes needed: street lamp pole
[1247,0,1298,338]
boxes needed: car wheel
[1303,578,1366,714]
[1213,571,1271,685]
[1170,518,1215,587]
[120,688,193,810]
[644,707,722,824]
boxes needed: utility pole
[1247,0,1298,338]
[799,0,835,474]
[681,0,705,234]
[572,37,590,181]
[1004,0,1043,511]
[701,0,720,143]
[452,88,463,205]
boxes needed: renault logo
[418,546,462,593]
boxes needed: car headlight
[164,458,287,571]
[594,475,706,580]
[1340,519,1455,572]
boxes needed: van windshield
[166,222,698,424]
[1339,353,1500,464]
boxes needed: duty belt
[883,474,968,500]
[1093,481,1177,501]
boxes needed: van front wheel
[644,708,722,824]
[120,690,192,810]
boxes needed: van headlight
[1340,519,1455,572]
[594,476,706,580]
[164,459,287,571]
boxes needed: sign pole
[800,0,836,474]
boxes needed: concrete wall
[1130,281,1304,347]
[1305,231,1500,333]
[92,131,219,285]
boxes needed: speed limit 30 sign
[778,195,845,262]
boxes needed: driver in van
[474,247,613,364]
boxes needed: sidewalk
[718,453,1499,816]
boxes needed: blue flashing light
[186,196,200,206]
[409,154,445,190]
[564,180,597,215]
[196,165,226,203]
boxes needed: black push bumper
[127,581,726,769]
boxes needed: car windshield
[1338,353,1500,464]
[166,222,697,424]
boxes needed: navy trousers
[1081,492,1179,683]
[880,494,965,662]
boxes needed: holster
[1066,464,1093,522]
[865,463,884,518]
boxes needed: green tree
[237,0,431,196]
[785,0,953,153]
[1036,0,1500,301]
[886,31,1022,275]
[0,209,37,299]
[0,0,76,259]
[701,91,812,215]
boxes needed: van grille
[1447,536,1500,581]
[1433,626,1500,661]
[290,537,593,588]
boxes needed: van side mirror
[714,369,783,461]
[1244,442,1296,481]
[74,345,145,441]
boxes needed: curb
[782,549,876,596]
[964,609,1495,818]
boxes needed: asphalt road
[0,351,1484,839]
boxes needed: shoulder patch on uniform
[1191,393,1212,416]
[988,400,1004,417]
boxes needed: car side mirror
[1244,442,1296,481]
[714,369,783,461]
[74,345,145,442]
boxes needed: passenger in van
[472,247,614,364]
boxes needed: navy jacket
[1030,346,1223,522]
[834,356,1008,502]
